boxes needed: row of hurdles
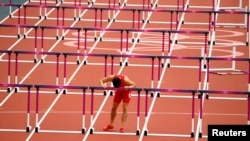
[1,49,250,91]
[0,2,249,36]
[0,82,249,137]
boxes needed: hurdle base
[203,64,206,69]
[103,91,107,96]
[15,87,19,93]
[41,59,44,64]
[82,128,86,134]
[191,132,194,137]
[120,62,123,66]
[125,61,128,66]
[167,63,170,68]
[157,92,160,97]
[26,126,31,132]
[150,92,154,97]
[34,58,37,63]
[24,34,27,39]
[63,89,67,94]
[206,94,209,99]
[56,89,59,94]
[208,41,215,45]
[7,87,11,93]
[110,91,113,96]
[136,129,140,136]
[90,128,94,134]
[77,60,80,65]
[35,126,40,133]
[161,63,164,68]
[84,60,87,65]
[18,34,21,38]
[246,42,249,46]
[144,130,148,136]
[199,132,202,138]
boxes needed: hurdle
[165,30,209,69]
[13,50,61,92]
[33,84,88,134]
[212,9,250,46]
[0,83,32,132]
[197,89,250,138]
[143,88,197,138]
[111,53,159,91]
[0,50,12,92]
[206,47,249,75]
[0,24,37,39]
[205,56,250,99]
[88,86,143,135]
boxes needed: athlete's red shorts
[113,89,131,104]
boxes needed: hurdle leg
[205,59,210,99]
[191,92,195,137]
[83,29,87,64]
[35,86,40,133]
[82,88,86,133]
[8,1,13,18]
[132,10,135,42]
[198,92,203,138]
[90,88,95,134]
[55,54,59,94]
[26,86,31,132]
[34,27,38,63]
[136,90,141,135]
[44,0,47,19]
[23,6,27,38]
[157,57,161,97]
[63,54,67,94]
[56,7,60,40]
[161,31,165,67]
[144,90,149,136]
[41,27,44,63]
[39,1,43,19]
[151,57,155,95]
[14,52,19,92]
[7,51,11,92]
[77,29,81,64]
[246,12,249,46]
[167,32,172,67]
[17,6,21,38]
[142,0,145,23]
[120,30,124,66]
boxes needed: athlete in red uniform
[99,74,136,133]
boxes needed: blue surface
[0,0,27,21]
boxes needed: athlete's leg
[121,102,129,128]
[120,91,131,132]
[110,102,120,126]
[104,91,122,131]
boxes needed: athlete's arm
[99,75,115,88]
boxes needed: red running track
[0,0,249,141]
